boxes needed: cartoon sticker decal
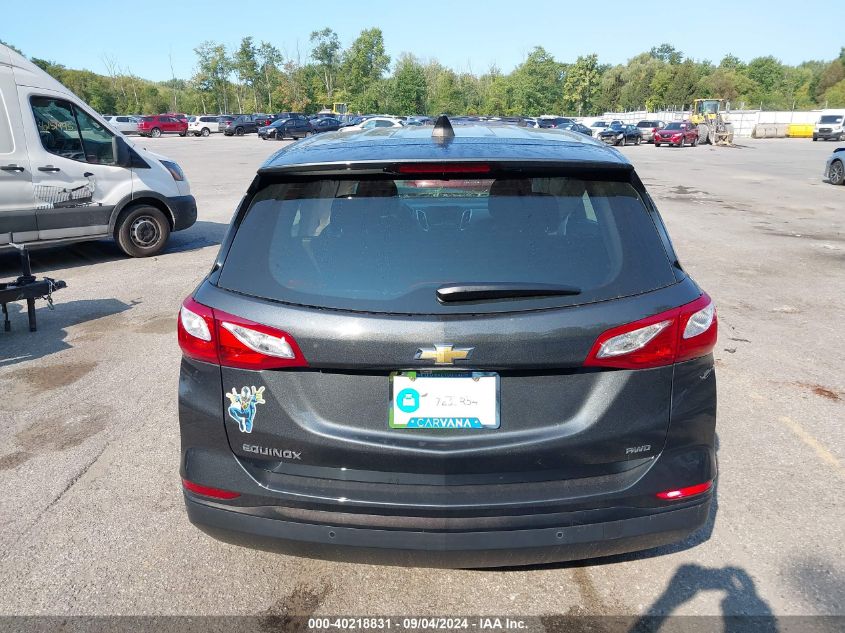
[226,386,266,433]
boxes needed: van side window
[30,96,115,165]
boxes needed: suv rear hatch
[195,166,691,485]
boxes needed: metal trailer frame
[0,243,66,332]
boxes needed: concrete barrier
[787,124,813,138]
[752,124,790,138]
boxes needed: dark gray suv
[177,117,718,567]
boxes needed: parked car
[103,115,140,135]
[824,147,845,185]
[339,116,404,132]
[138,114,188,138]
[178,115,718,567]
[0,43,196,256]
[309,117,342,134]
[653,121,699,147]
[556,122,593,137]
[599,122,642,146]
[538,116,575,128]
[217,115,236,133]
[340,115,366,128]
[636,120,666,143]
[589,120,610,136]
[188,115,220,137]
[813,110,845,141]
[258,114,311,140]
[222,115,260,136]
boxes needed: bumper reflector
[182,479,240,500]
[656,481,712,500]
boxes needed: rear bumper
[185,494,711,568]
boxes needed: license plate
[389,371,499,429]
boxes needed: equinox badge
[415,344,474,365]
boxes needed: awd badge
[226,386,266,433]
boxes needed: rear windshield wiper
[436,282,582,303]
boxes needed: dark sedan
[258,114,311,140]
[556,122,593,137]
[310,117,342,133]
[539,116,575,128]
[599,123,642,146]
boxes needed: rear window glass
[217,176,676,314]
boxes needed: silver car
[824,147,845,185]
[636,120,666,143]
[104,115,140,135]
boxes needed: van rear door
[0,63,37,244]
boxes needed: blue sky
[2,0,841,80]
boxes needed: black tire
[679,136,685,148]
[655,142,661,147]
[692,136,698,147]
[150,127,161,138]
[201,127,210,137]
[115,205,171,257]
[829,159,845,186]
[635,136,640,145]
[812,136,817,141]
[235,126,244,136]
[178,132,186,137]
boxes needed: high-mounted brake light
[397,163,491,175]
[584,294,717,370]
[177,297,307,370]
[182,479,240,500]
[656,481,712,500]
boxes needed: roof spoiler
[432,115,455,140]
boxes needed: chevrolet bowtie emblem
[415,344,474,365]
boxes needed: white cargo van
[813,109,845,142]
[0,44,196,257]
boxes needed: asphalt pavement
[0,133,842,619]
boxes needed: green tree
[389,54,426,114]
[342,28,390,111]
[194,41,231,113]
[310,27,341,104]
[233,37,260,112]
[563,54,600,115]
[650,44,683,65]
[509,47,564,115]
[824,79,845,106]
[256,42,283,111]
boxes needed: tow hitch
[0,243,67,332]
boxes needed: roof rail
[432,115,455,140]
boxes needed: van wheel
[179,132,187,137]
[150,127,162,138]
[201,128,210,137]
[235,127,244,136]
[115,205,171,257]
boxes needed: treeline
[4,33,845,116]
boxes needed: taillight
[656,481,712,500]
[584,294,717,370]
[178,297,217,363]
[177,297,307,370]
